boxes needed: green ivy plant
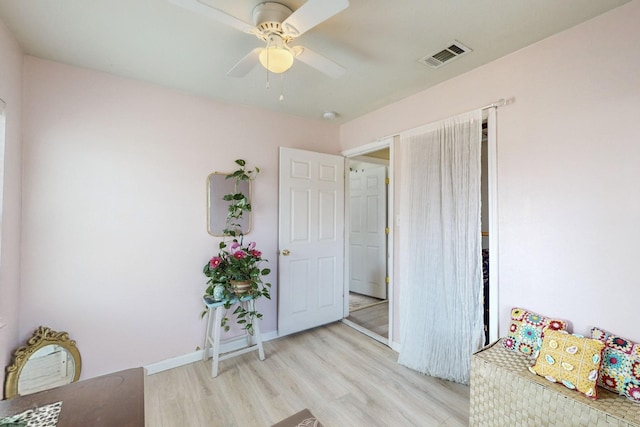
[222,159,259,237]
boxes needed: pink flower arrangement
[203,237,271,297]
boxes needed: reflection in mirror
[346,149,391,342]
[207,172,252,236]
[4,326,82,398]
[18,345,76,395]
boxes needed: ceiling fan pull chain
[265,39,271,89]
[279,74,285,102]
[266,66,270,89]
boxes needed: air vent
[419,41,472,69]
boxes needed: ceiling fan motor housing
[253,2,293,35]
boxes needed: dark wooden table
[0,367,145,426]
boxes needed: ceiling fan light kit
[259,46,294,73]
[259,34,294,73]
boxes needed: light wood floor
[348,292,382,311]
[145,322,469,426]
[346,301,389,338]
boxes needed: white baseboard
[144,330,279,375]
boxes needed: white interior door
[349,165,387,299]
[278,147,345,336]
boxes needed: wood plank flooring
[346,301,389,338]
[145,322,469,426]
[348,292,383,311]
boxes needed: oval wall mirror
[4,326,82,398]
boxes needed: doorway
[342,141,393,346]
[340,113,498,348]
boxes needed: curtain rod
[480,98,507,110]
[379,97,509,141]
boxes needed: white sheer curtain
[397,110,484,384]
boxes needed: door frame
[342,137,395,347]
[486,108,499,343]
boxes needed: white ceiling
[0,0,630,123]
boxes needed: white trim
[390,339,401,353]
[487,108,500,342]
[388,136,396,348]
[144,349,203,375]
[341,139,391,157]
[342,155,350,318]
[144,330,279,375]
[349,155,389,166]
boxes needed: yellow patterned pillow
[529,329,605,399]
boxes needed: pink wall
[0,19,23,398]
[5,0,639,385]
[342,1,640,343]
[20,57,340,379]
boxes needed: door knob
[281,249,291,256]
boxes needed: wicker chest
[470,340,640,427]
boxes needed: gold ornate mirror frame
[4,326,82,398]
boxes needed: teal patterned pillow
[503,307,566,358]
[591,327,640,403]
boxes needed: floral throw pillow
[503,307,566,358]
[591,327,640,403]
[529,329,605,399]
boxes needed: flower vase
[231,280,252,296]
[213,284,225,301]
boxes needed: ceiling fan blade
[282,0,349,37]
[169,0,254,33]
[227,48,262,77]
[293,46,345,79]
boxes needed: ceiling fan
[170,0,349,78]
